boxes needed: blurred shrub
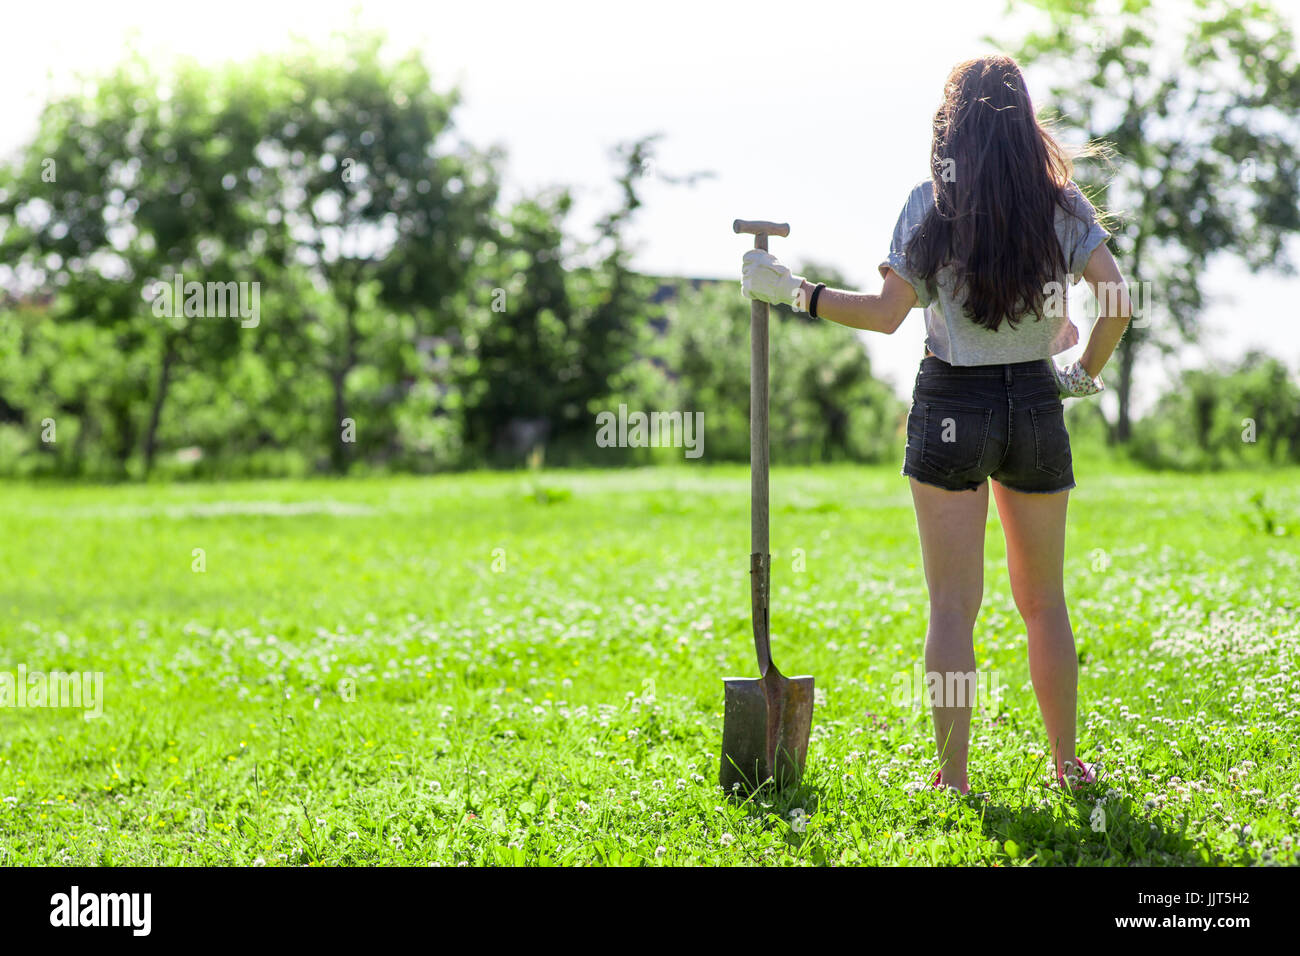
[626,280,905,465]
[1127,352,1300,470]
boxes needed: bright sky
[4,0,1298,414]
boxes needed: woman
[740,54,1132,794]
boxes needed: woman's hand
[741,249,805,308]
[1052,359,1104,398]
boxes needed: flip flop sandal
[1057,757,1099,789]
[930,770,969,795]
[931,770,993,801]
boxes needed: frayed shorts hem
[900,467,1075,495]
[900,466,982,493]
[995,479,1076,495]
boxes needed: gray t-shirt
[878,179,1110,366]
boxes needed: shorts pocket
[920,401,992,476]
[1030,402,1071,478]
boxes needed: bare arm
[795,269,918,334]
[1078,243,1132,379]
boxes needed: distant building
[646,276,726,333]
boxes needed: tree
[0,52,278,475]
[454,135,668,465]
[1000,0,1300,441]
[455,187,579,462]
[657,280,905,464]
[250,29,499,471]
[1129,351,1300,468]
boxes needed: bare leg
[990,481,1077,778]
[908,477,988,794]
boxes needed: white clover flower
[655,846,667,859]
[720,833,735,846]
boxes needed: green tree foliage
[0,36,967,477]
[1129,352,1300,469]
[452,136,677,467]
[454,187,582,464]
[250,32,499,471]
[0,52,277,476]
[646,280,906,464]
[0,32,499,477]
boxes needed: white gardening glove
[741,249,805,308]
[1052,360,1104,398]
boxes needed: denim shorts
[902,354,1075,494]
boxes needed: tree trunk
[330,298,357,473]
[1111,228,1147,446]
[142,342,176,476]
[331,364,349,472]
[1115,334,1136,443]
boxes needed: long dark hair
[905,55,1101,331]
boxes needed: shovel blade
[719,675,814,793]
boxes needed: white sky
[3,0,1298,414]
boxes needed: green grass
[0,463,1297,866]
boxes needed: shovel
[719,218,815,795]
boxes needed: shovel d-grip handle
[735,216,787,680]
[733,219,790,239]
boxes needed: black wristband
[809,282,827,318]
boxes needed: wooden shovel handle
[751,278,769,567]
[738,217,788,677]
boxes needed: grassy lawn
[0,462,1297,866]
